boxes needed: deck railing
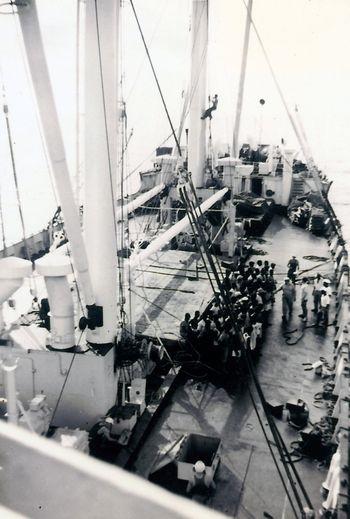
[321,223,350,518]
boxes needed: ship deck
[133,248,217,341]
[131,215,336,518]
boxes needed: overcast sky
[0,0,350,244]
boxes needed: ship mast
[232,0,253,158]
[188,0,208,188]
[84,0,120,346]
[16,0,95,310]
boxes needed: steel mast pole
[188,0,208,188]
[84,0,120,345]
[16,0,95,307]
[232,0,253,158]
[75,0,82,206]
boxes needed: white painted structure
[116,183,166,223]
[218,150,295,206]
[0,421,226,518]
[35,255,75,350]
[84,0,120,345]
[232,0,253,157]
[0,257,32,305]
[218,157,242,193]
[0,347,118,429]
[131,187,228,267]
[281,149,294,206]
[1,360,18,425]
[17,1,95,308]
[223,201,236,257]
[188,0,208,188]
[0,256,32,334]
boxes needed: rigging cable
[121,72,134,331]
[179,188,217,295]
[243,346,314,516]
[247,385,299,519]
[181,186,233,315]
[1,81,30,260]
[119,0,127,278]
[174,0,208,148]
[130,288,181,323]
[119,89,127,326]
[118,12,172,330]
[240,0,304,147]
[188,176,227,290]
[125,0,170,103]
[124,130,174,184]
[129,0,182,156]
[176,198,316,516]
[241,0,324,196]
[120,34,133,330]
[118,0,164,256]
[50,329,86,425]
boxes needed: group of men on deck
[179,258,278,375]
[280,256,331,326]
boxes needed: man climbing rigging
[201,94,218,120]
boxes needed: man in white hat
[317,290,330,327]
[312,273,323,313]
[322,279,332,298]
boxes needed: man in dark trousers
[299,277,309,322]
[287,256,299,282]
[317,290,330,327]
[201,94,218,120]
[276,277,296,322]
[180,313,191,342]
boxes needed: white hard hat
[194,460,206,474]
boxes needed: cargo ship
[0,1,348,518]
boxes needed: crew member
[299,277,309,322]
[180,312,191,339]
[322,279,332,298]
[317,290,330,327]
[313,273,323,313]
[201,94,218,120]
[189,310,201,331]
[280,277,296,322]
[287,256,299,282]
[89,417,117,459]
[30,297,40,313]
